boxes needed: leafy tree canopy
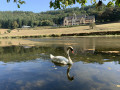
[7,0,120,9]
[7,0,25,8]
[50,0,119,9]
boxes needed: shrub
[89,22,96,29]
[7,29,11,33]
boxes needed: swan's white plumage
[50,46,73,65]
[50,54,68,64]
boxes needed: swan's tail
[50,54,54,59]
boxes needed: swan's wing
[52,56,68,64]
[55,56,68,62]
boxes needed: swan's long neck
[50,54,54,59]
[67,49,73,64]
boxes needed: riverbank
[0,23,120,38]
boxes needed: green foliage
[0,5,119,29]
[7,29,11,33]
[50,0,89,9]
[42,20,54,26]
[5,0,120,9]
[12,21,19,29]
[106,1,114,7]
[50,0,120,9]
[0,11,55,29]
[115,0,120,6]
[7,0,25,8]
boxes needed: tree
[22,19,28,26]
[34,21,39,26]
[50,0,119,9]
[42,20,53,26]
[89,22,96,29]
[7,0,120,9]
[17,18,22,28]
[7,0,25,8]
[0,5,119,29]
[6,0,120,9]
[12,21,19,29]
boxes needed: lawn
[0,23,120,38]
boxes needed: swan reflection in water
[67,65,74,81]
[52,62,74,81]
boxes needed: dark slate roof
[65,14,95,20]
[76,15,86,18]
[66,15,86,19]
[86,16,95,19]
[67,16,73,20]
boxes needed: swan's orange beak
[72,51,74,54]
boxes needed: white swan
[50,46,74,65]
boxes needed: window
[65,21,67,23]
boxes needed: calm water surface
[0,37,120,90]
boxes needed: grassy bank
[0,23,120,38]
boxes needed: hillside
[0,5,119,29]
[0,23,120,38]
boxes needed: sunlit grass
[0,22,120,38]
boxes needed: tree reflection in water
[0,37,120,90]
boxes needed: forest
[0,5,120,29]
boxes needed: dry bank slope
[0,23,120,38]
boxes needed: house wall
[80,18,85,24]
[63,18,69,26]
[63,14,95,26]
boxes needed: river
[0,37,120,90]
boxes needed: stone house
[63,13,95,26]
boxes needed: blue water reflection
[0,37,120,90]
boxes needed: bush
[7,29,11,33]
[89,22,96,29]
